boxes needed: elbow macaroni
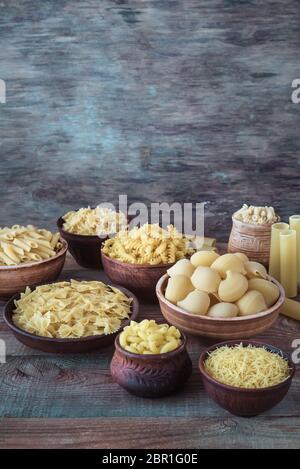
[119,319,182,354]
[0,225,62,266]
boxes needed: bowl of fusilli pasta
[101,224,194,302]
[0,225,68,299]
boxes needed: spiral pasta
[102,223,194,265]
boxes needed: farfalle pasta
[12,280,132,338]
[102,223,194,265]
[0,225,62,266]
[62,206,127,236]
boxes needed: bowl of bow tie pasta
[110,319,192,397]
[0,224,67,299]
[101,223,195,302]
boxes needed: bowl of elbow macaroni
[110,319,192,397]
[57,206,128,269]
[0,224,68,299]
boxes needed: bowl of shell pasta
[156,251,285,340]
[0,224,68,299]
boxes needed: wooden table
[0,253,299,449]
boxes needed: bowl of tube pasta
[0,224,68,299]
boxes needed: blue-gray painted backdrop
[0,0,299,240]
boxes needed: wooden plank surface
[1,0,300,449]
[0,254,299,448]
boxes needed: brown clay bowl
[0,239,68,300]
[156,273,285,340]
[57,216,108,269]
[110,331,192,397]
[4,283,139,353]
[101,251,174,302]
[228,217,272,266]
[199,340,295,417]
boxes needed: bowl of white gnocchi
[156,252,285,340]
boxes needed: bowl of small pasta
[110,319,192,397]
[101,223,195,302]
[57,206,128,269]
[4,279,139,353]
[0,224,68,299]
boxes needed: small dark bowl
[4,283,139,353]
[101,251,174,302]
[111,332,192,397]
[57,216,106,269]
[199,340,295,417]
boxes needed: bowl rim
[57,207,130,241]
[57,216,108,241]
[114,328,188,359]
[0,238,68,271]
[231,215,278,229]
[101,250,175,270]
[198,339,295,393]
[4,281,139,344]
[156,273,285,322]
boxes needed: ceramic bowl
[102,251,174,302]
[0,239,68,300]
[156,273,285,340]
[228,217,272,265]
[57,216,107,269]
[4,283,139,353]
[110,332,192,397]
[199,340,295,417]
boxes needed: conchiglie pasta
[218,271,248,302]
[191,266,221,293]
[244,261,267,279]
[190,250,219,268]
[211,253,246,278]
[248,278,280,307]
[236,290,267,316]
[207,302,239,318]
[165,275,194,304]
[233,252,249,263]
[167,259,195,278]
[177,290,210,315]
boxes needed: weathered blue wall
[0,0,299,240]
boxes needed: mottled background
[0,0,299,241]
